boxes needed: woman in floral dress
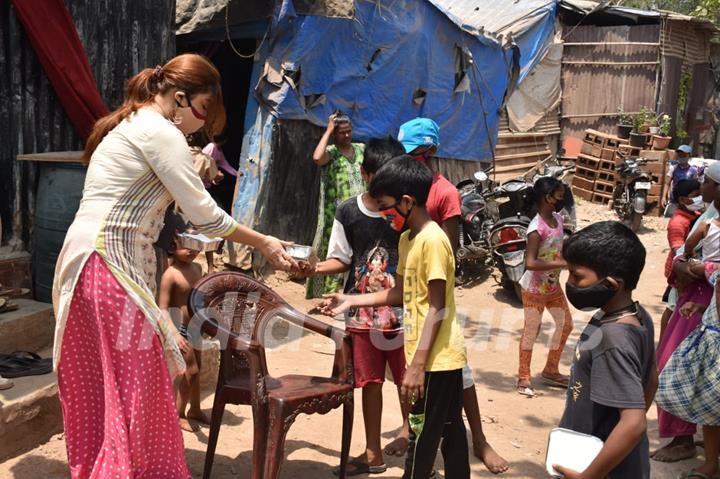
[307,112,364,299]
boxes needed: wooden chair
[188,272,354,479]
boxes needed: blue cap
[677,144,692,154]
[398,118,440,154]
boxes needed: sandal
[0,351,53,378]
[517,385,536,398]
[0,375,13,390]
[0,301,19,314]
[0,287,29,299]
[333,458,387,476]
[541,373,569,389]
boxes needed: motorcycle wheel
[627,211,643,233]
[501,277,523,302]
[513,282,522,302]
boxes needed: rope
[225,3,269,59]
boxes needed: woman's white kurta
[52,108,237,376]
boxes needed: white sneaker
[0,375,13,390]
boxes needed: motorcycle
[612,157,658,232]
[486,164,576,301]
[455,170,495,284]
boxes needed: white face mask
[173,93,206,135]
[686,196,705,212]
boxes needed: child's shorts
[352,330,406,388]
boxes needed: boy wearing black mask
[552,221,658,479]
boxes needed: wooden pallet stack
[571,129,628,205]
[636,149,671,216]
[571,129,672,216]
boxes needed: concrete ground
[0,201,705,478]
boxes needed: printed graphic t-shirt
[327,195,402,333]
[559,305,655,479]
[519,212,564,295]
[397,221,466,371]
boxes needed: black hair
[369,155,433,206]
[673,178,701,203]
[562,221,646,290]
[362,137,406,175]
[156,207,189,255]
[528,176,564,206]
[334,110,351,125]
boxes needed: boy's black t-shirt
[327,195,402,332]
[559,304,655,479]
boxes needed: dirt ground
[0,201,707,478]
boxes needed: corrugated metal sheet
[427,0,555,41]
[560,24,660,142]
[662,19,713,65]
[0,0,175,246]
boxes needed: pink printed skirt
[58,253,190,478]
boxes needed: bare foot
[384,435,409,457]
[179,417,199,432]
[651,437,697,463]
[474,440,509,474]
[186,409,211,426]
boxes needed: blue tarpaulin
[254,0,520,162]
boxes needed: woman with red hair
[53,54,295,478]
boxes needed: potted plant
[629,107,651,147]
[649,113,660,135]
[616,107,633,139]
[652,113,672,150]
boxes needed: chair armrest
[267,305,353,384]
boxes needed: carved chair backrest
[189,272,290,382]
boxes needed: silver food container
[285,244,314,261]
[177,233,223,252]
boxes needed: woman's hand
[673,260,703,290]
[175,331,192,355]
[326,113,338,132]
[679,302,707,318]
[401,362,425,404]
[211,170,224,185]
[258,235,298,271]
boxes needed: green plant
[632,107,653,133]
[658,113,672,136]
[617,106,632,125]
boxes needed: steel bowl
[177,232,223,252]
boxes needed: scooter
[487,164,576,301]
[612,158,658,232]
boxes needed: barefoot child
[553,221,658,479]
[305,137,410,475]
[323,156,469,478]
[158,232,209,432]
[517,177,573,397]
[399,117,508,473]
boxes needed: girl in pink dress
[517,177,573,397]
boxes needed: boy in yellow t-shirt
[323,155,469,478]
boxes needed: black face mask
[565,279,617,311]
[553,200,565,213]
